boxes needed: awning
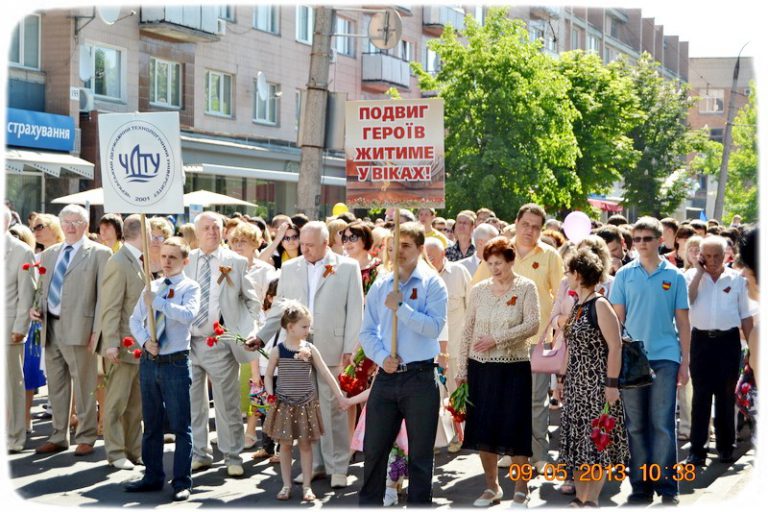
[5,148,94,178]
[184,163,346,187]
[588,197,623,213]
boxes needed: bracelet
[439,352,449,358]
[605,377,620,388]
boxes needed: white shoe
[110,458,135,470]
[509,491,529,508]
[227,464,244,477]
[497,455,513,468]
[191,459,212,471]
[330,474,348,488]
[473,488,503,507]
[383,487,399,506]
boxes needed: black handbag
[619,327,655,389]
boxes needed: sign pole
[140,213,157,343]
[391,208,400,358]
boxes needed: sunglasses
[342,233,360,243]
[632,236,657,243]
[32,224,47,232]
[283,235,299,242]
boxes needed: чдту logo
[120,144,161,183]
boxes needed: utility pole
[296,7,334,219]
[713,43,748,221]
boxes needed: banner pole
[391,208,400,358]
[140,213,157,343]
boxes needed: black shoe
[685,454,706,467]
[125,479,164,493]
[661,495,680,506]
[627,493,654,505]
[718,453,737,464]
[172,489,191,501]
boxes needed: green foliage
[724,82,758,222]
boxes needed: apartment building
[5,4,688,222]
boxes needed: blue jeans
[621,359,680,497]
[139,354,193,491]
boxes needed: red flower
[602,415,617,432]
[213,321,221,331]
[133,349,142,359]
[410,288,418,300]
[213,321,225,336]
[323,264,336,278]
[740,382,752,395]
[267,394,277,404]
[38,266,47,275]
[122,336,135,348]
[206,336,217,347]
[532,262,540,269]
[568,290,578,298]
[507,296,518,306]
[22,263,31,271]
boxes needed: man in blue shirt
[609,217,690,506]
[127,237,200,502]
[359,221,448,505]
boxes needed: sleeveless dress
[558,297,629,471]
[262,341,324,442]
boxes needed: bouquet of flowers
[387,446,408,482]
[22,261,47,346]
[446,382,472,422]
[338,346,376,396]
[102,337,142,388]
[590,403,617,452]
[736,362,757,421]
[208,321,270,358]
[249,383,277,417]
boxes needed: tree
[724,83,758,222]
[412,9,579,220]
[616,54,698,217]
[555,51,642,211]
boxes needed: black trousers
[689,328,741,458]
[359,367,440,506]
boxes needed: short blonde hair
[163,236,191,258]
[178,223,198,250]
[34,213,64,244]
[327,218,348,245]
[149,216,173,239]
[229,222,262,246]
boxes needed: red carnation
[206,336,217,347]
[22,263,31,271]
[267,394,277,404]
[122,336,135,348]
[133,349,142,359]
[213,322,225,336]
[38,266,47,275]
[568,290,578,298]
[740,382,752,395]
[603,415,617,432]
[213,321,221,331]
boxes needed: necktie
[154,278,172,346]
[194,254,212,328]
[48,245,73,310]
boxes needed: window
[205,71,233,116]
[425,47,440,74]
[254,5,279,34]
[219,5,236,22]
[587,34,600,54]
[699,88,724,114]
[334,17,354,57]
[296,6,314,44]
[529,22,545,44]
[571,28,581,50]
[84,43,124,100]
[9,14,40,69]
[709,128,724,143]
[254,82,280,125]
[149,58,182,108]
[399,40,413,62]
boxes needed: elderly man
[685,236,754,466]
[459,223,499,280]
[445,210,476,262]
[5,206,35,453]
[100,215,147,469]
[247,221,364,488]
[185,212,261,477]
[32,204,111,456]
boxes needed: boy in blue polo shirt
[610,216,690,506]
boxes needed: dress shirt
[360,260,448,367]
[190,246,223,337]
[685,267,754,331]
[129,272,201,355]
[47,236,85,316]
[306,252,330,316]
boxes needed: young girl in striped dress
[262,301,351,502]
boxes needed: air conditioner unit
[79,88,94,113]
[217,19,227,35]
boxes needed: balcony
[422,5,465,36]
[362,53,411,92]
[140,6,221,43]
[362,5,413,17]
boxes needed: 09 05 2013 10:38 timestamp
[507,463,698,482]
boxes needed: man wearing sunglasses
[609,216,690,506]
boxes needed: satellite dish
[97,6,122,25]
[368,8,403,51]
[256,72,269,101]
[79,45,93,82]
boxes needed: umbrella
[183,189,257,208]
[51,187,105,205]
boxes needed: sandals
[269,453,281,464]
[244,434,258,450]
[276,486,291,501]
[252,448,269,459]
[302,486,316,501]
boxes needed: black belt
[395,359,436,374]
[142,350,189,363]
[693,327,739,338]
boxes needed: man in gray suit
[458,224,498,277]
[31,204,111,456]
[100,214,146,469]
[185,212,260,477]
[247,221,364,488]
[5,206,35,453]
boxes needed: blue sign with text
[6,108,75,152]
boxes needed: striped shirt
[275,341,316,405]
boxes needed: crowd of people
[3,201,759,507]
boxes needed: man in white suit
[185,212,260,477]
[5,206,35,453]
[247,221,364,488]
